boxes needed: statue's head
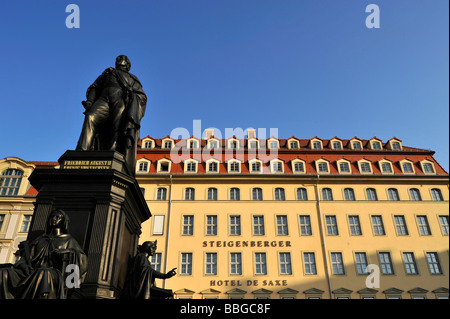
[115,55,131,71]
[46,209,70,234]
[139,240,157,256]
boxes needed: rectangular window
[439,216,449,236]
[426,252,443,274]
[272,162,283,172]
[331,252,345,275]
[318,163,328,172]
[303,252,317,275]
[229,216,241,236]
[279,253,292,275]
[339,162,350,172]
[152,215,165,235]
[402,163,414,173]
[333,141,342,150]
[186,162,196,172]
[360,162,371,173]
[394,215,408,236]
[255,253,267,275]
[251,162,261,173]
[20,215,32,233]
[326,216,338,236]
[313,141,322,150]
[299,215,312,236]
[151,253,162,272]
[205,253,217,275]
[371,216,385,236]
[423,163,434,173]
[403,252,418,275]
[208,162,218,172]
[349,216,362,236]
[379,252,394,274]
[182,215,194,235]
[355,252,369,275]
[381,163,392,173]
[206,215,217,235]
[180,253,192,275]
[294,162,304,172]
[417,216,431,236]
[253,216,265,236]
[276,215,289,235]
[230,253,242,275]
[230,162,240,172]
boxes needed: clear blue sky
[0,0,448,171]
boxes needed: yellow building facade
[136,131,449,299]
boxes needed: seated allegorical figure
[0,209,87,299]
[123,240,176,299]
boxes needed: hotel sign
[202,240,291,248]
[210,279,288,287]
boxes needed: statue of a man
[76,55,147,176]
[0,209,87,299]
[122,240,176,299]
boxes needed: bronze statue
[123,240,176,299]
[76,55,147,175]
[0,209,87,299]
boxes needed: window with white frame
[417,215,431,235]
[289,141,299,149]
[359,161,372,173]
[297,188,308,201]
[293,161,305,173]
[303,253,317,275]
[312,141,322,150]
[182,215,194,235]
[274,188,285,200]
[229,216,241,235]
[230,188,240,200]
[439,216,449,235]
[279,253,292,275]
[402,162,414,173]
[355,252,369,275]
[388,188,400,201]
[371,141,382,150]
[157,160,171,173]
[207,188,217,201]
[152,215,165,235]
[137,161,150,173]
[352,141,362,150]
[143,140,153,149]
[229,161,240,173]
[431,188,444,201]
[208,161,218,173]
[156,187,167,200]
[253,215,265,235]
[180,253,192,275]
[252,188,263,201]
[338,161,350,173]
[250,160,262,173]
[230,253,242,275]
[349,216,362,236]
[366,188,378,201]
[426,252,442,275]
[379,252,394,274]
[391,141,402,150]
[326,216,338,236]
[163,140,173,149]
[276,215,288,235]
[19,215,32,233]
[394,215,408,236]
[380,162,393,173]
[268,140,278,150]
[332,141,342,150]
[185,188,195,200]
[205,253,217,275]
[299,216,312,236]
[271,161,283,173]
[206,215,217,235]
[409,188,422,201]
[403,252,418,275]
[422,162,435,173]
[331,252,345,275]
[371,215,385,235]
[254,253,267,275]
[317,162,329,173]
[344,188,355,201]
[322,188,333,201]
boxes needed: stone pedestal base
[27,150,151,299]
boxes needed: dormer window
[358,160,373,174]
[332,141,342,150]
[337,160,351,174]
[316,160,330,174]
[379,160,393,174]
[268,139,279,150]
[163,140,173,149]
[352,141,362,150]
[288,140,299,150]
[206,159,220,173]
[142,139,153,149]
[292,159,306,174]
[421,160,436,174]
[248,139,259,150]
[312,141,322,150]
[371,141,382,150]
[208,140,219,149]
[227,160,242,174]
[137,159,151,174]
[400,160,415,174]
[228,139,239,150]
[391,142,401,150]
[157,159,172,173]
[270,159,284,173]
[249,159,262,174]
[187,139,199,149]
[184,159,199,173]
